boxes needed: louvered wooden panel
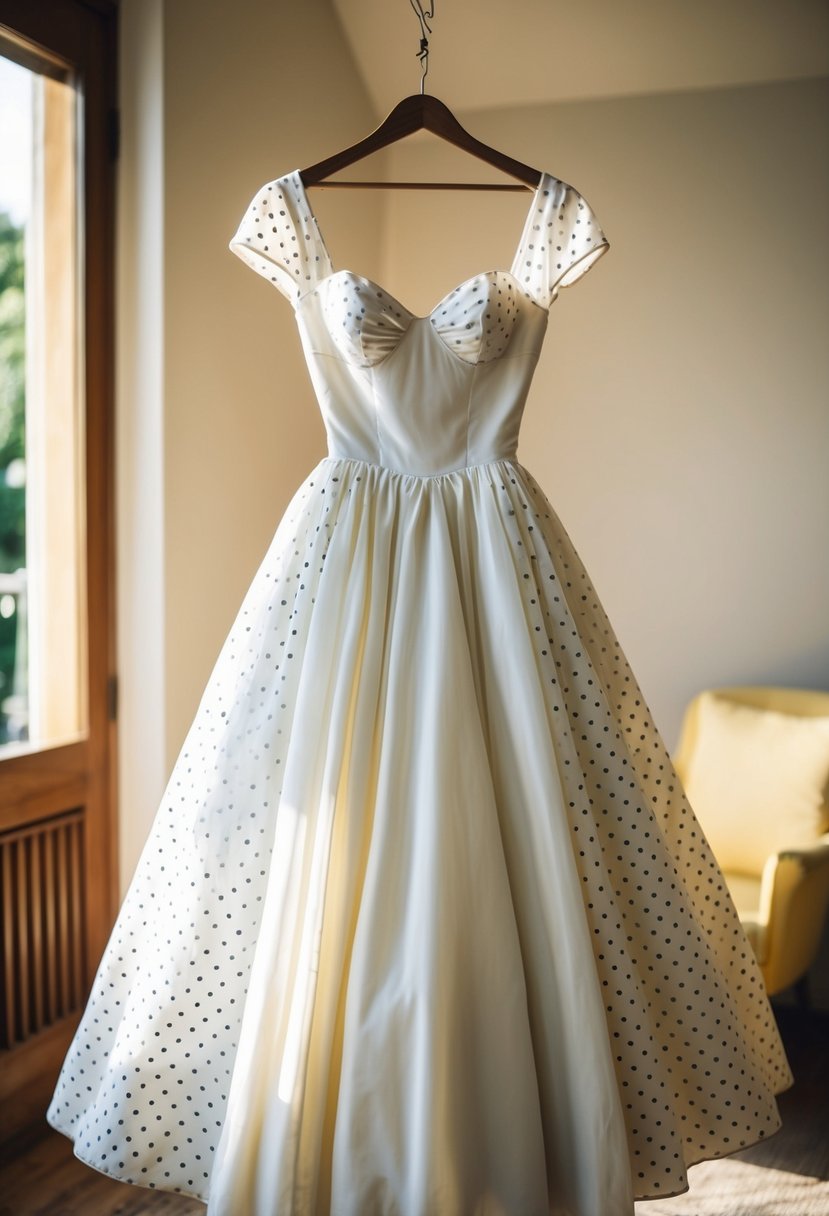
[0,809,86,1049]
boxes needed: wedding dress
[47,169,792,1216]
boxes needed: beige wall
[117,0,165,889]
[333,0,829,111]
[380,77,829,749]
[118,0,382,883]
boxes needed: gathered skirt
[47,455,792,1216]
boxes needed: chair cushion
[681,691,829,875]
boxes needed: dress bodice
[229,169,608,476]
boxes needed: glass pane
[0,53,86,753]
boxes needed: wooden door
[0,0,117,1144]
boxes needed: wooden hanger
[299,93,541,193]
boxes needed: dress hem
[48,1098,791,1213]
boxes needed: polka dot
[47,169,791,1208]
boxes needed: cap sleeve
[513,175,609,309]
[228,171,333,305]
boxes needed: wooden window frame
[0,0,117,1144]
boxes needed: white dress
[47,169,793,1216]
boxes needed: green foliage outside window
[0,209,26,740]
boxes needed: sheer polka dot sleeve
[513,175,609,309]
[228,171,333,305]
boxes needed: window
[0,53,87,753]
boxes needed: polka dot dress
[47,170,793,1216]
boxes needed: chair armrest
[759,834,829,995]
[776,835,829,870]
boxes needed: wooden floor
[1,1003,826,1216]
[0,1130,204,1216]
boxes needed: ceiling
[331,0,829,114]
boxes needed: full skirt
[47,455,793,1216]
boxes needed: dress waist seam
[321,453,520,481]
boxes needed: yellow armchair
[673,686,829,997]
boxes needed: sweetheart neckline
[300,266,549,323]
[285,168,554,322]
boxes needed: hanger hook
[409,0,435,95]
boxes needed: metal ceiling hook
[409,0,435,95]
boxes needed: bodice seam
[464,361,482,469]
[368,367,383,469]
